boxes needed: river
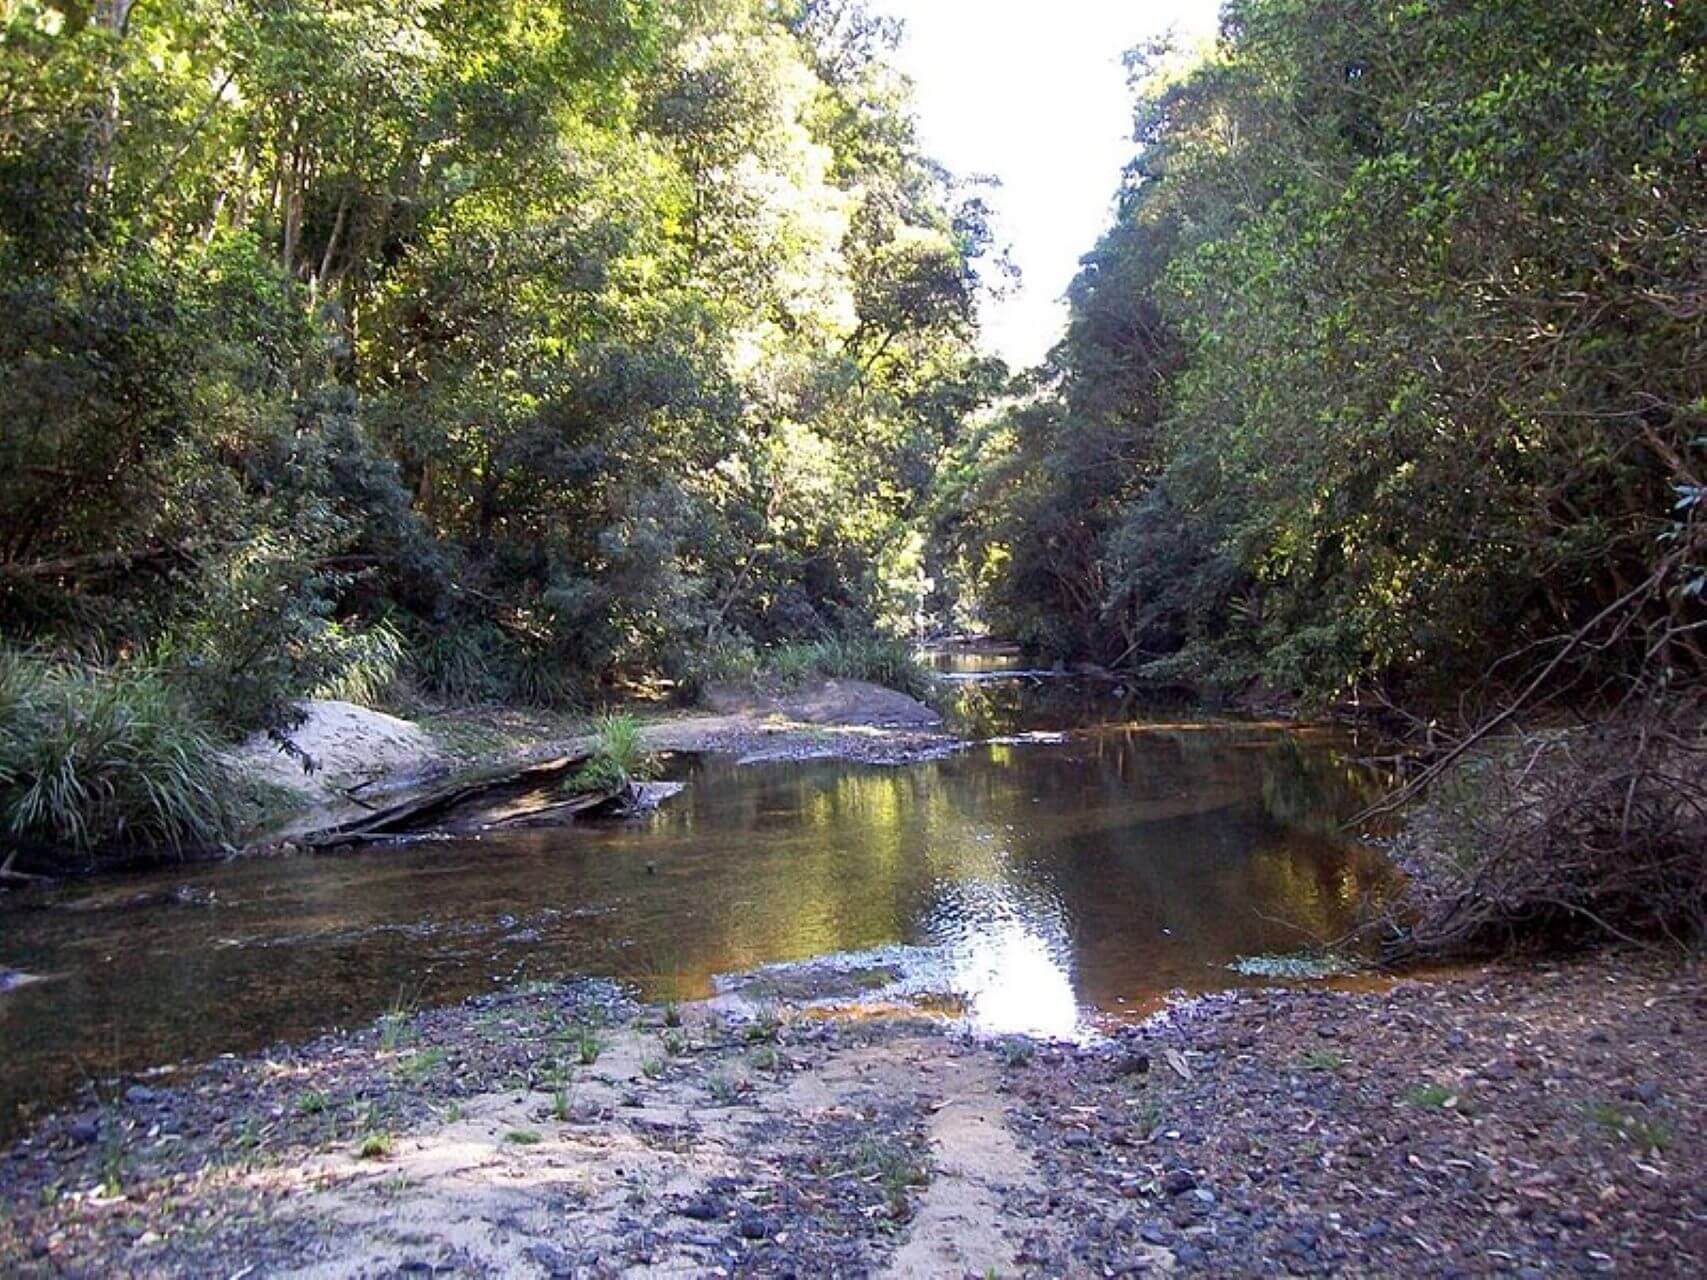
[0,658,1392,1132]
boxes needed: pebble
[679,1196,723,1221]
[1162,1168,1198,1195]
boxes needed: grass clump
[0,650,235,862]
[571,1024,602,1065]
[356,1132,393,1160]
[397,1047,446,1084]
[1405,1082,1462,1110]
[377,998,416,1051]
[1299,1050,1345,1073]
[688,634,931,700]
[568,713,655,794]
[769,636,930,698]
[847,1135,929,1217]
[1588,1102,1671,1151]
[504,1128,543,1146]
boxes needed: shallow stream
[1,659,1392,1130]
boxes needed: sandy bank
[1,951,1699,1277]
[245,678,956,845]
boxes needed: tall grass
[0,650,235,861]
[766,636,931,699]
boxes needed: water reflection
[929,881,1079,1038]
[1,722,1392,1131]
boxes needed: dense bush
[0,0,996,856]
[0,651,235,860]
[950,0,1706,708]
[1380,705,1707,959]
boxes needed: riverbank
[1,950,1698,1276]
[230,677,956,850]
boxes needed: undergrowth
[688,634,930,700]
[0,649,236,861]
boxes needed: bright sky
[887,0,1222,368]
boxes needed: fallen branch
[303,752,597,850]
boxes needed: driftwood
[302,752,606,850]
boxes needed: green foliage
[1405,1083,1459,1110]
[0,0,1000,850]
[691,634,930,699]
[568,714,655,794]
[1587,1102,1671,1151]
[0,649,235,859]
[572,1024,603,1066]
[845,1135,929,1217]
[952,0,1707,704]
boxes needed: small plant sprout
[296,1090,329,1115]
[356,1132,393,1160]
[378,992,417,1051]
[397,1047,446,1084]
[1405,1082,1460,1110]
[847,1136,928,1218]
[1588,1102,1671,1151]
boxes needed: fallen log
[303,751,599,849]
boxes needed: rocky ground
[0,950,1700,1277]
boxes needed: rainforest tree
[951,0,1706,706]
[0,0,998,718]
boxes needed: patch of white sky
[885,0,1222,369]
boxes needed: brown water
[0,692,1391,1132]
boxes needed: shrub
[0,650,235,861]
[406,622,508,704]
[158,539,401,735]
[1380,705,1707,961]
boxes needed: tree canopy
[0,0,1002,724]
[947,0,1705,707]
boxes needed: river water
[0,660,1392,1131]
